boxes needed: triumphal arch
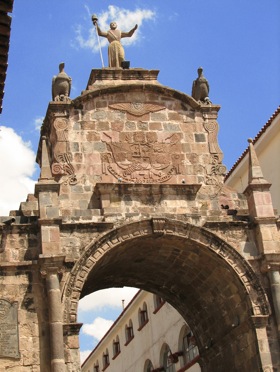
[0,67,280,371]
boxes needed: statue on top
[52,63,72,102]
[192,67,211,104]
[92,15,138,68]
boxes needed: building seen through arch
[82,290,200,372]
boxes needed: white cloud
[79,287,139,312]
[0,126,36,215]
[82,317,114,341]
[34,116,44,131]
[80,350,92,364]
[73,5,156,53]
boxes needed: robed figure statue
[92,16,138,68]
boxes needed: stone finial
[244,138,275,220]
[192,67,211,104]
[52,62,72,102]
[39,136,53,181]
[247,138,268,185]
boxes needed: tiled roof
[0,0,14,114]
[225,106,280,180]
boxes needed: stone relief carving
[205,155,227,185]
[50,118,77,185]
[202,118,226,196]
[101,131,183,183]
[152,218,166,234]
[109,102,165,117]
[204,120,222,155]
[0,299,20,359]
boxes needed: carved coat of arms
[101,131,183,183]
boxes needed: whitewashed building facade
[82,290,200,372]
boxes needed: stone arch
[63,218,270,370]
[63,218,269,323]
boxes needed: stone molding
[76,82,201,110]
[39,254,65,278]
[62,219,270,323]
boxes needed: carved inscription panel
[0,299,20,359]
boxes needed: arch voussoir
[63,218,269,323]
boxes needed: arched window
[125,319,134,345]
[93,361,99,372]
[138,302,149,330]
[153,294,165,313]
[112,335,121,359]
[144,359,154,372]
[102,349,110,370]
[183,331,199,363]
[160,343,176,372]
[179,326,199,367]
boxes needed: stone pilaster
[35,136,62,255]
[244,139,280,337]
[268,270,280,333]
[252,316,274,371]
[244,139,280,254]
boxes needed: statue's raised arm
[92,15,138,68]
[121,24,138,38]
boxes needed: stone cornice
[0,260,35,268]
[34,181,60,196]
[39,254,65,277]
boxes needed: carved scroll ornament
[50,118,77,185]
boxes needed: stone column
[40,258,66,372]
[268,270,280,333]
[252,316,274,371]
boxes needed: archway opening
[71,227,263,371]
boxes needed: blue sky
[0,0,279,363]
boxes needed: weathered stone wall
[39,69,236,224]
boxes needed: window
[160,344,176,372]
[94,361,99,372]
[153,294,165,313]
[102,349,110,371]
[182,331,199,365]
[144,359,154,372]
[125,319,134,345]
[165,348,176,372]
[112,336,121,359]
[138,302,149,330]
